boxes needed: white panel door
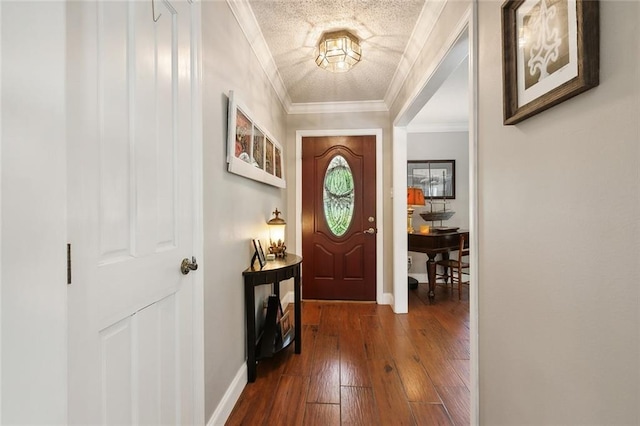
[67,1,201,424]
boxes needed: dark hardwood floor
[226,282,470,425]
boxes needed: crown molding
[288,100,389,115]
[384,0,447,109]
[406,121,468,133]
[226,0,292,111]
[227,0,448,116]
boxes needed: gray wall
[201,2,288,420]
[477,0,639,423]
[408,131,469,278]
[1,2,68,423]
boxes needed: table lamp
[267,208,287,257]
[406,187,425,233]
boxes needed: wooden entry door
[66,1,201,424]
[302,136,376,300]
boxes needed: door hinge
[67,243,72,285]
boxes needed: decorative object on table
[315,30,362,73]
[226,91,286,188]
[406,187,425,233]
[419,201,456,231]
[251,238,266,269]
[267,208,287,258]
[501,0,599,125]
[409,160,456,230]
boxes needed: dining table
[407,229,469,299]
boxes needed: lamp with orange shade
[407,187,425,233]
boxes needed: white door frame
[189,1,205,423]
[391,5,479,424]
[295,129,385,304]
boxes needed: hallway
[226,283,470,425]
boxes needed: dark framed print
[407,160,456,199]
[252,238,266,268]
[501,0,599,125]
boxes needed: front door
[302,136,376,300]
[67,1,201,424]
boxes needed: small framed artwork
[279,310,292,339]
[407,160,456,199]
[234,109,252,163]
[274,146,282,179]
[501,0,599,125]
[252,125,265,170]
[227,91,286,187]
[251,238,266,269]
[265,138,274,175]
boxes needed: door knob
[363,228,376,234]
[180,256,198,275]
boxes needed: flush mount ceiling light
[315,30,362,73]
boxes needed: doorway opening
[391,11,479,424]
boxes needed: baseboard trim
[286,290,392,307]
[281,290,294,309]
[409,273,428,283]
[207,363,247,426]
[381,292,394,306]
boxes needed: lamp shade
[407,187,425,206]
[267,208,287,257]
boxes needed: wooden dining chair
[436,233,469,298]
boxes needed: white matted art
[227,91,286,188]
[501,0,599,125]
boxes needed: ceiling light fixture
[315,30,362,73]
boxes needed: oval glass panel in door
[323,155,354,237]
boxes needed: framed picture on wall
[407,160,456,199]
[501,0,599,125]
[227,91,286,188]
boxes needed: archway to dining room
[391,12,479,424]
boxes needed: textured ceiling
[248,0,426,104]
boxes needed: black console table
[242,254,302,382]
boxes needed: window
[323,155,354,237]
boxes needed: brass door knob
[180,256,198,275]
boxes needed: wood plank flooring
[226,283,470,425]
